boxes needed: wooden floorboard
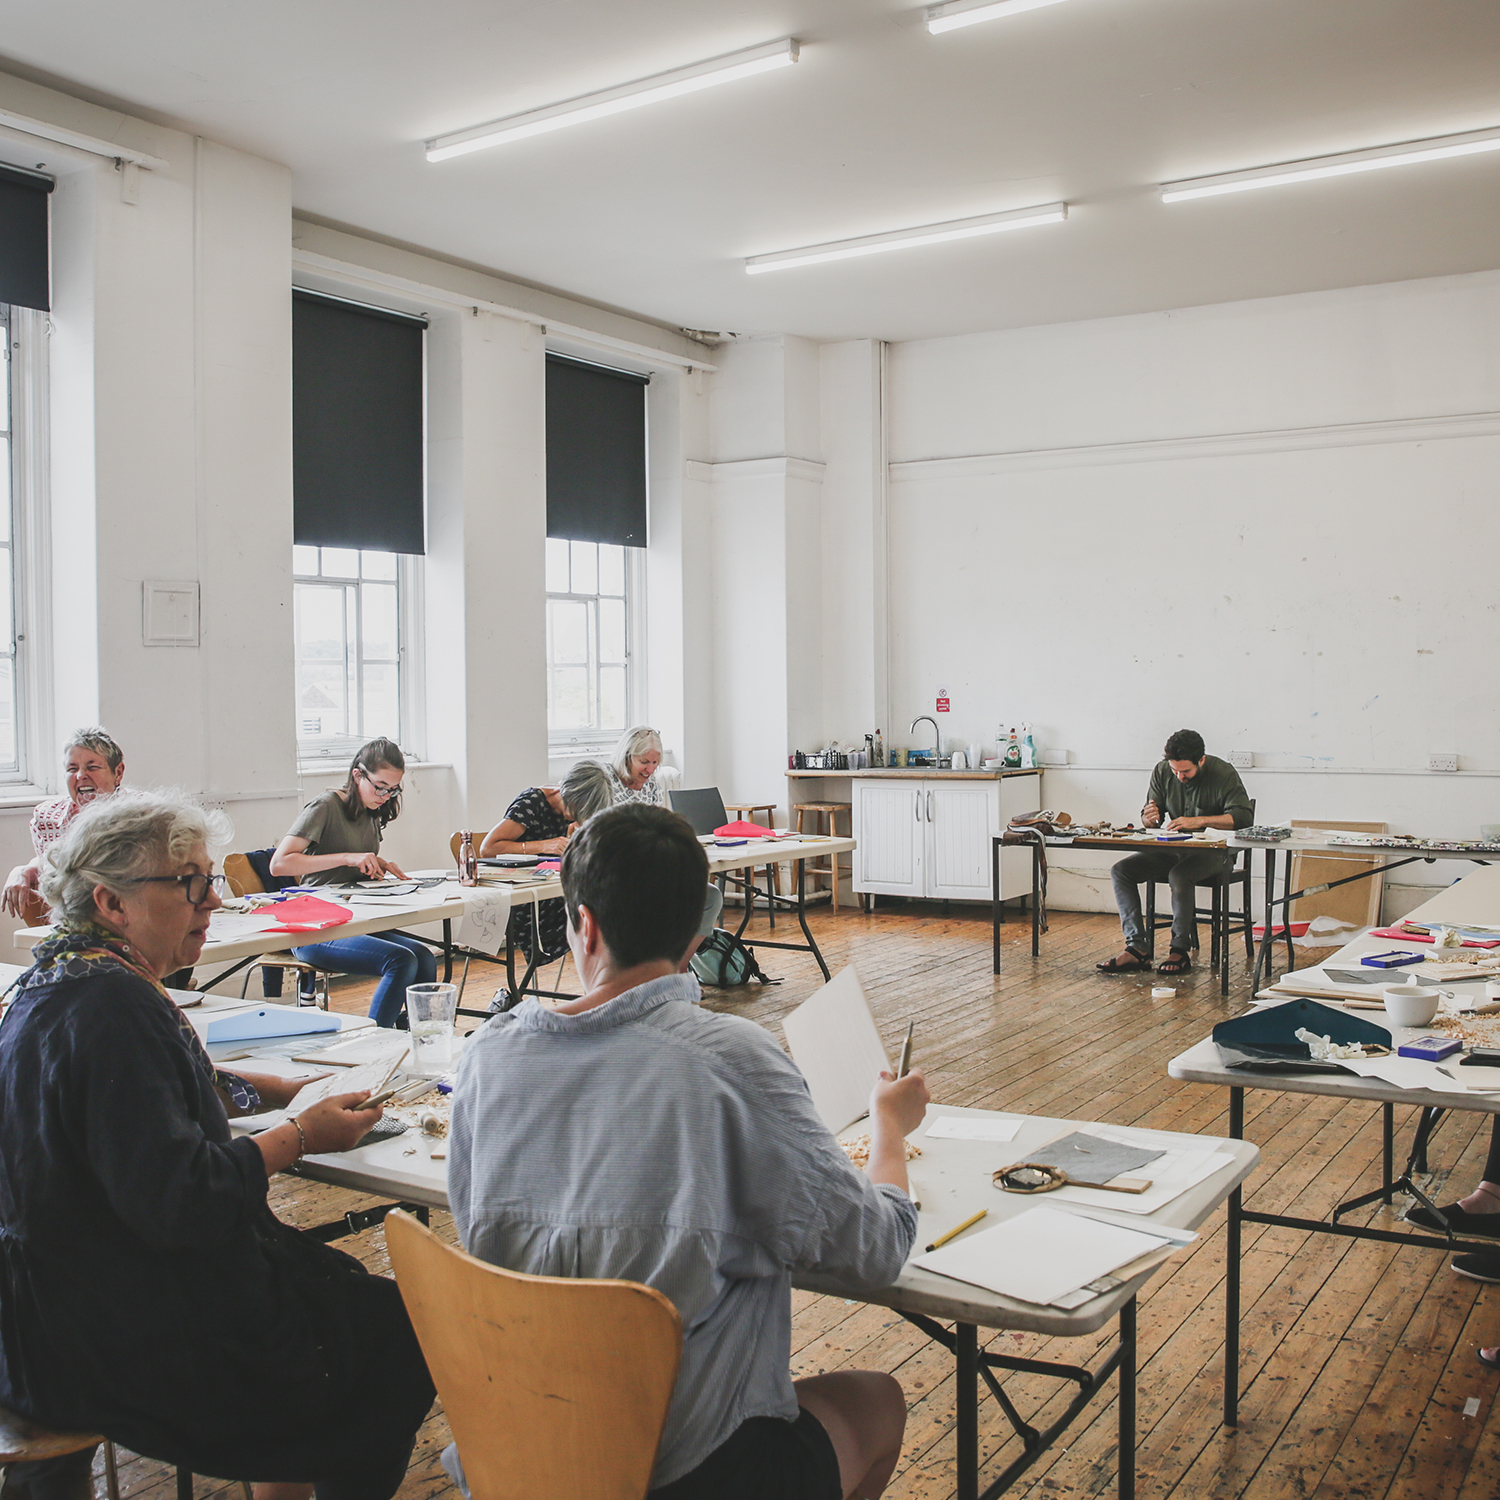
[95,897,1500,1497]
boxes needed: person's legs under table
[291,931,437,1028]
[1103,850,1177,968]
[1161,848,1234,966]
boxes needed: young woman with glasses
[270,738,438,1027]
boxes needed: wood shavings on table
[1433,1014,1500,1048]
[840,1135,921,1169]
[388,1091,450,1135]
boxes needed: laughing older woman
[608,725,665,806]
[0,792,433,1500]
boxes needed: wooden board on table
[1289,819,1387,930]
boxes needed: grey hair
[39,790,231,927]
[560,760,617,826]
[64,726,124,773]
[610,726,663,783]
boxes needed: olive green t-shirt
[1145,755,1254,829]
[285,789,381,885]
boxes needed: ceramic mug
[1383,983,1440,1028]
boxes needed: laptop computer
[668,786,730,838]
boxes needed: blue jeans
[1111,848,1233,956]
[293,931,438,1028]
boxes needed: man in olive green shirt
[1098,729,1253,975]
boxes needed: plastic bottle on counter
[1020,725,1036,770]
[1003,729,1023,769]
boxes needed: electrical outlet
[1429,753,1459,772]
[1227,751,1253,769]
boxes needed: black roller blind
[0,164,53,312]
[293,289,427,555]
[546,353,648,548]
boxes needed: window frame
[545,539,645,754]
[292,545,423,766]
[0,304,49,791]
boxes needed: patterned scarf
[7,921,261,1112]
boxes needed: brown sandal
[1097,949,1151,973]
[1157,950,1192,975]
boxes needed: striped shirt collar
[509,971,701,1033]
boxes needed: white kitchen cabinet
[852,775,1038,902]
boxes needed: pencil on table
[925,1208,987,1253]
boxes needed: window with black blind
[545,354,648,549]
[293,289,426,556]
[0,165,52,313]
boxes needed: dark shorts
[649,1409,841,1500]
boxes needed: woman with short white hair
[609,725,665,806]
[0,790,433,1500]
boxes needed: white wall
[879,270,1500,913]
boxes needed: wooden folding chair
[384,1210,681,1500]
[221,851,330,1008]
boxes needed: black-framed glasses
[358,770,402,800]
[134,873,226,906]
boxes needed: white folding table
[237,1094,1253,1500]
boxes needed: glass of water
[404,982,458,1075]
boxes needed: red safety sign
[936,696,950,713]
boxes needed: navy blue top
[0,941,390,1470]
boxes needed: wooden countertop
[786,768,1042,780]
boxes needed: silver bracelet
[291,1117,308,1159]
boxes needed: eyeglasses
[134,873,227,906]
[359,771,403,800]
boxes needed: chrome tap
[910,716,940,760]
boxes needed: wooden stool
[724,803,781,926]
[0,1403,115,1500]
[795,803,851,909]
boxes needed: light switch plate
[142,580,200,646]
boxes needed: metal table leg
[992,836,1002,975]
[1225,1086,1244,1428]
[1031,841,1041,957]
[1118,1297,1137,1500]
[957,1321,978,1500]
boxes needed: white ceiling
[3,0,1498,342]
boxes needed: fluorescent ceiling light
[745,203,1067,274]
[426,38,798,160]
[926,0,1069,35]
[1161,124,1500,202]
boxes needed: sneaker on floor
[1452,1252,1500,1284]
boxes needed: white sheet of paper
[1340,1055,1470,1092]
[286,1057,401,1110]
[455,886,512,957]
[207,910,287,940]
[925,1116,1023,1143]
[1040,1126,1233,1215]
[914,1205,1171,1306]
[782,966,892,1135]
[1401,867,1500,930]
[299,1031,411,1069]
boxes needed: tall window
[0,306,25,779]
[546,538,631,747]
[293,546,403,759]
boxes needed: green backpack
[690,929,778,988]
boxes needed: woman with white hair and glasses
[608,725,665,806]
[0,791,433,1500]
[2,727,126,919]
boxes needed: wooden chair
[795,802,852,910]
[384,1209,681,1500]
[221,851,330,1010]
[0,1404,113,1500]
[723,802,781,927]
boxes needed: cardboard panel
[1289,819,1387,929]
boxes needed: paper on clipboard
[781,966,892,1135]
